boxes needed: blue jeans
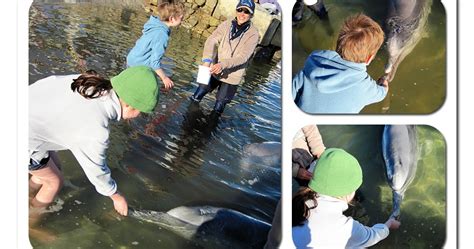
[191,77,238,113]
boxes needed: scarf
[229,18,251,41]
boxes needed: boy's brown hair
[335,14,384,63]
[150,0,185,22]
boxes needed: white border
[18,0,31,248]
[11,0,464,248]
[3,0,20,248]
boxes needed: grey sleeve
[70,138,117,196]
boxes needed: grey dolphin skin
[242,141,281,168]
[382,125,418,219]
[243,141,281,158]
[130,206,271,249]
[384,0,432,81]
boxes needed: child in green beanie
[292,148,400,248]
[29,66,159,218]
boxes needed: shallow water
[292,0,446,114]
[312,125,446,248]
[29,1,281,248]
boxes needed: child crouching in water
[292,148,400,248]
[127,0,185,89]
[292,14,389,114]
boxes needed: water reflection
[29,1,281,248]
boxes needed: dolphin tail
[391,191,404,220]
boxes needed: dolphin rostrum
[384,0,432,81]
[382,125,418,219]
[130,206,271,249]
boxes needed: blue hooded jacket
[293,50,387,114]
[127,16,170,70]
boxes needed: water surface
[292,0,446,114]
[29,1,281,248]
[310,125,446,248]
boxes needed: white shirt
[292,195,389,248]
[29,74,121,196]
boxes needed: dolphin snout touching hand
[384,0,432,82]
[382,125,418,219]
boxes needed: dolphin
[381,125,418,219]
[130,206,271,249]
[242,141,281,169]
[384,0,432,81]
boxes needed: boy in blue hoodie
[127,1,185,89]
[292,14,389,114]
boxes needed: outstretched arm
[70,138,128,216]
[301,125,326,158]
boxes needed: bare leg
[29,159,64,209]
[29,176,42,198]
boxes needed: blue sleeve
[149,33,169,70]
[366,78,388,103]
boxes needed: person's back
[127,1,185,89]
[29,74,117,157]
[292,14,388,114]
[291,149,400,249]
[292,196,389,249]
[126,15,170,70]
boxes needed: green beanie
[308,148,363,197]
[111,66,159,113]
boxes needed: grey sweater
[29,74,120,196]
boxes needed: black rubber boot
[213,101,226,114]
[292,0,305,23]
[190,86,208,103]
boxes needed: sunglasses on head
[236,8,251,14]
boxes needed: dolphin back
[130,206,271,248]
[243,142,282,157]
[195,208,271,248]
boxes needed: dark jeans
[29,155,50,171]
[191,77,238,113]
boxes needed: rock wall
[145,0,280,42]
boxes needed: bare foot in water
[29,226,57,244]
[29,202,57,244]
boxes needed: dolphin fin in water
[382,125,418,219]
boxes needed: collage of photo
[25,0,450,248]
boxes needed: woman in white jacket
[292,148,400,248]
[29,66,159,217]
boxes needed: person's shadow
[177,101,220,159]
